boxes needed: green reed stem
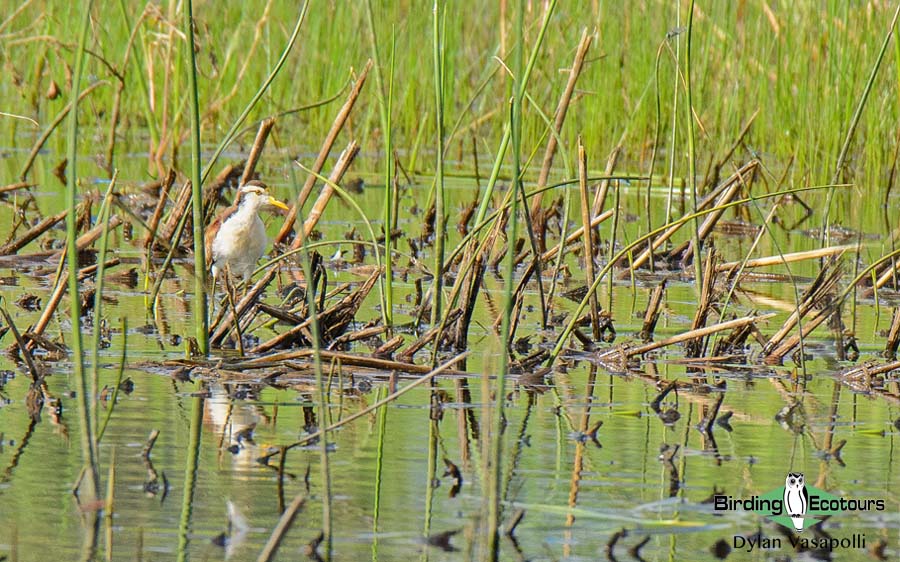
[685,0,703,289]
[664,10,681,229]
[488,1,525,557]
[365,0,394,328]
[295,204,332,558]
[91,173,117,441]
[822,1,900,246]
[200,2,310,184]
[371,385,388,561]
[183,0,208,356]
[176,390,204,562]
[431,0,446,328]
[97,319,127,443]
[472,0,559,230]
[67,0,99,503]
[116,0,158,150]
[422,415,439,561]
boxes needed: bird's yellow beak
[267,196,289,212]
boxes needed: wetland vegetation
[1,1,900,560]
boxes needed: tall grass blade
[67,0,99,503]
[430,0,446,329]
[184,0,208,355]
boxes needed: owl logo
[783,472,809,531]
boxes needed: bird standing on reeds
[205,180,288,285]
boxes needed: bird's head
[235,180,289,213]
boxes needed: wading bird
[205,180,289,285]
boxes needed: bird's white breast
[212,206,267,279]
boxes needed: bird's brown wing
[204,216,222,268]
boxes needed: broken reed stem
[530,27,592,220]
[591,146,621,217]
[596,313,775,360]
[276,60,373,244]
[684,249,718,358]
[606,176,621,312]
[548,183,837,365]
[639,280,666,342]
[631,160,757,271]
[0,307,39,381]
[142,170,176,249]
[765,306,834,363]
[763,263,843,355]
[717,245,856,272]
[0,181,35,194]
[545,184,572,311]
[577,139,601,340]
[297,141,360,246]
[0,209,68,255]
[66,0,99,504]
[257,492,307,562]
[883,307,900,359]
[669,162,752,262]
[241,118,276,185]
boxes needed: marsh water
[0,143,898,562]
[5,0,900,559]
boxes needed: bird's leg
[222,270,245,355]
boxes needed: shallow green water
[3,0,900,559]
[0,145,899,561]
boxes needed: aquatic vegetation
[1,2,899,561]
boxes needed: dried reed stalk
[591,147,622,217]
[0,209,68,255]
[639,280,667,342]
[296,141,360,247]
[762,262,843,357]
[143,170,176,249]
[883,308,900,359]
[529,28,592,221]
[241,118,276,185]
[630,160,758,271]
[685,250,718,358]
[716,245,856,272]
[276,61,373,244]
[595,313,775,360]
